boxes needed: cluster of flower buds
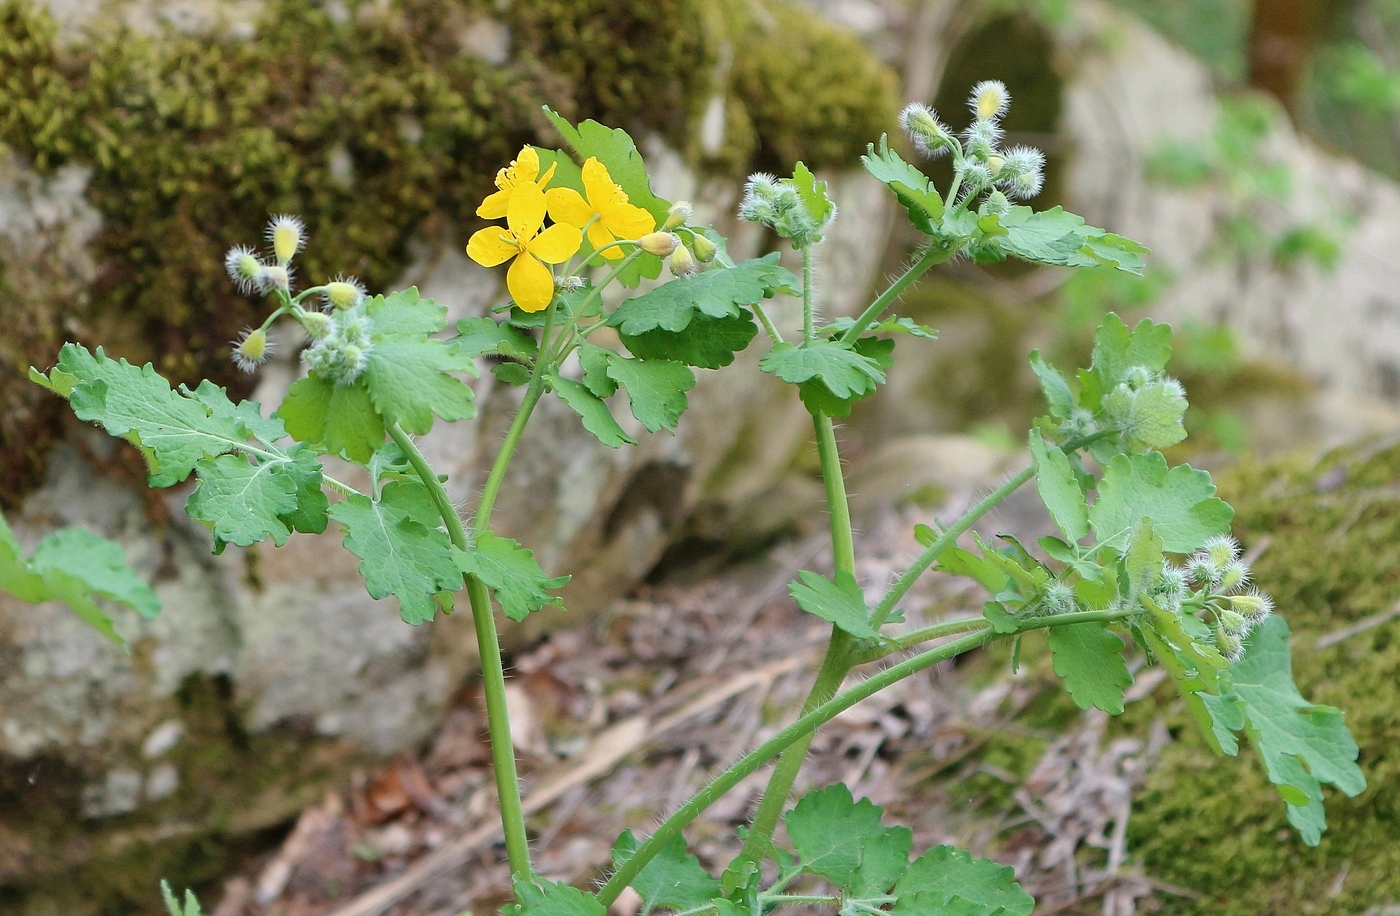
[642,201,719,276]
[1101,366,1189,452]
[899,81,1046,204]
[224,215,371,376]
[1150,535,1274,663]
[738,174,836,249]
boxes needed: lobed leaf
[620,311,759,370]
[1089,452,1233,554]
[611,830,721,912]
[454,530,568,622]
[786,784,911,895]
[550,374,637,448]
[789,570,879,639]
[1046,621,1133,714]
[892,845,1033,915]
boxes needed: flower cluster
[223,215,370,376]
[467,146,659,312]
[738,173,836,248]
[899,81,1045,205]
[1150,535,1275,663]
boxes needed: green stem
[869,429,1117,629]
[802,248,815,345]
[597,628,996,906]
[735,412,857,866]
[837,248,949,346]
[752,300,784,345]
[386,423,533,882]
[473,305,557,534]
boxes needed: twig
[1313,601,1400,649]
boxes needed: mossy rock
[0,0,897,507]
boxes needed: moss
[0,0,898,505]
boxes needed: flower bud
[986,154,1005,175]
[900,103,953,157]
[258,264,292,293]
[232,328,272,372]
[969,80,1010,121]
[638,231,679,257]
[1203,535,1241,568]
[1230,589,1274,624]
[1218,560,1249,593]
[663,201,693,231]
[324,276,367,311]
[267,214,306,265]
[299,311,333,340]
[1215,625,1244,664]
[689,232,718,263]
[669,242,697,276]
[1218,608,1249,637]
[1187,555,1219,588]
[225,245,263,294]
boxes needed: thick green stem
[802,248,816,345]
[386,423,533,881]
[837,248,950,346]
[597,628,995,906]
[735,412,857,866]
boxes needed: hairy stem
[597,628,996,906]
[386,423,533,881]
[837,247,950,346]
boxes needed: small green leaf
[512,878,606,916]
[789,161,836,232]
[364,292,477,435]
[450,316,539,363]
[1079,313,1173,413]
[982,601,1020,634]
[578,343,618,398]
[789,570,879,639]
[892,845,1033,915]
[185,453,300,552]
[279,375,386,464]
[606,355,696,432]
[862,136,945,232]
[277,448,331,535]
[1030,433,1089,542]
[1047,621,1132,714]
[328,481,461,624]
[1089,452,1233,554]
[26,525,162,650]
[786,784,910,893]
[1228,616,1366,845]
[550,374,637,448]
[995,206,1147,274]
[454,530,569,622]
[620,311,759,369]
[607,256,797,336]
[1029,351,1074,421]
[611,830,721,912]
[760,340,885,398]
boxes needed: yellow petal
[587,221,623,259]
[530,222,583,263]
[507,253,555,312]
[466,226,519,268]
[581,157,620,210]
[546,187,593,229]
[539,160,558,188]
[476,188,511,220]
[603,201,656,240]
[515,146,540,182]
[507,181,547,242]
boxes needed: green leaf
[512,878,606,916]
[1089,452,1233,553]
[786,784,911,895]
[543,107,671,224]
[1047,621,1132,714]
[1079,313,1173,413]
[994,206,1147,274]
[363,290,476,435]
[27,525,162,649]
[620,311,759,370]
[160,881,205,916]
[454,530,568,622]
[760,340,885,399]
[789,570,879,639]
[1029,351,1074,421]
[0,511,48,604]
[277,448,331,535]
[892,845,1033,915]
[862,136,945,233]
[39,344,243,487]
[825,314,938,340]
[1228,616,1366,845]
[607,255,797,336]
[327,481,461,624]
[789,161,836,232]
[185,453,300,552]
[578,342,618,398]
[1123,516,1163,602]
[611,830,721,912]
[188,380,286,446]
[279,375,386,464]
[550,374,637,448]
[450,316,539,362]
[605,355,696,432]
[1029,433,1089,542]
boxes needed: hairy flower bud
[1218,559,1250,593]
[225,245,263,294]
[1230,589,1274,624]
[663,201,693,231]
[638,231,679,257]
[1203,535,1241,568]
[267,214,306,265]
[669,242,697,276]
[970,80,1011,120]
[324,276,367,311]
[299,311,333,340]
[258,264,292,293]
[688,232,718,263]
[900,103,954,157]
[232,328,272,372]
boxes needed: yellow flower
[545,157,656,260]
[477,146,558,220]
[467,182,581,312]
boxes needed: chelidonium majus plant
[32,83,1363,915]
